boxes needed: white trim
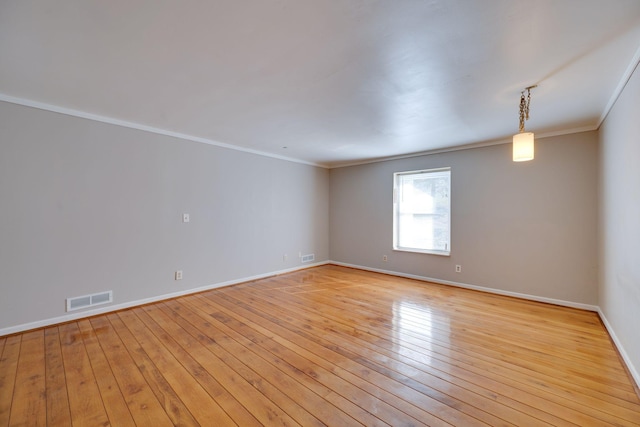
[393,167,452,257]
[597,309,640,391]
[393,247,451,257]
[0,94,323,168]
[0,92,601,171]
[0,261,329,336]
[330,261,599,311]
[598,42,640,128]
[329,126,597,169]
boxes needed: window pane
[394,168,450,254]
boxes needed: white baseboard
[3,260,637,393]
[330,261,599,311]
[0,261,329,337]
[597,309,640,391]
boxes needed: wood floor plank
[264,277,640,408]
[8,330,46,427]
[150,301,306,427]
[58,322,111,426]
[180,296,395,427]
[241,268,632,419]
[2,265,640,426]
[104,313,201,427]
[183,293,412,427]
[0,335,21,426]
[331,279,627,374]
[135,305,263,427]
[273,270,640,399]
[116,309,237,426]
[329,278,620,358]
[243,284,635,426]
[225,283,574,426]
[217,284,577,426]
[88,316,175,427]
[177,297,368,426]
[157,299,327,427]
[75,318,136,427]
[44,327,72,427]
[202,291,481,426]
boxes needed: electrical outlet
[383,255,388,262]
[182,213,190,223]
[175,270,183,280]
[455,265,462,273]
[283,254,288,262]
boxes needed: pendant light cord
[518,88,530,133]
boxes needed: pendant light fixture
[513,85,537,162]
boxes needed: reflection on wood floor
[1,264,639,426]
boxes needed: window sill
[393,247,450,257]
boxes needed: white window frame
[393,167,451,256]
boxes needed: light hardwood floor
[1,265,639,426]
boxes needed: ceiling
[1,1,640,168]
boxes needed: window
[393,167,451,255]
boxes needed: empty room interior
[1,1,640,426]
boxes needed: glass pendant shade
[513,132,534,162]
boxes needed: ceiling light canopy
[513,86,537,162]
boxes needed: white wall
[0,101,329,332]
[329,132,599,306]
[599,64,640,385]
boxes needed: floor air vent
[66,290,113,312]
[301,253,315,263]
